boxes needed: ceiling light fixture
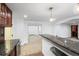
[24,15,28,18]
[49,7,56,22]
[76,3,79,12]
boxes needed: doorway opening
[71,25,78,38]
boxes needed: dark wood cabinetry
[0,27,4,43]
[0,3,12,55]
[0,3,19,56]
[0,3,12,27]
[0,3,12,44]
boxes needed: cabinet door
[0,17,5,26]
[5,27,13,40]
[8,9,12,27]
[1,3,5,18]
[4,6,7,26]
[0,3,7,26]
[0,4,3,26]
[6,8,12,27]
[0,4,2,17]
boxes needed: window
[28,24,42,35]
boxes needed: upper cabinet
[0,3,12,27]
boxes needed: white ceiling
[6,3,79,23]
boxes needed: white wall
[52,24,71,38]
[52,24,79,38]
[12,13,28,45]
[25,21,53,34]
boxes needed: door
[71,25,78,38]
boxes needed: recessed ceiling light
[24,15,28,18]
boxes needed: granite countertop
[0,39,19,56]
[40,34,79,56]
